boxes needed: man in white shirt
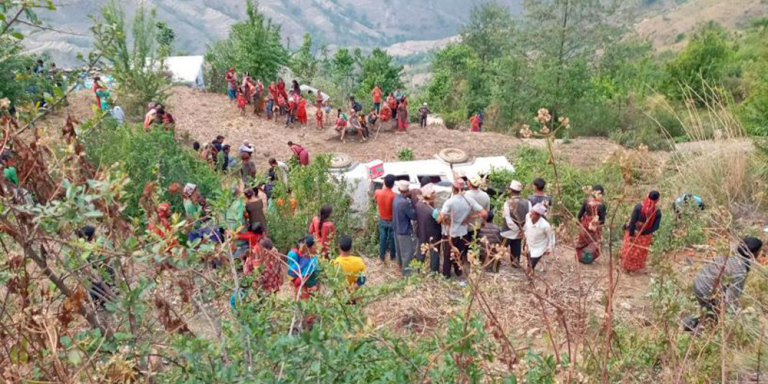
[438,179,487,278]
[501,180,530,268]
[524,203,555,275]
[268,158,289,189]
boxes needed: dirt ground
[165,86,625,168]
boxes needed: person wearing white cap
[419,102,431,128]
[524,202,555,275]
[501,180,531,268]
[182,183,200,220]
[466,175,491,236]
[392,179,418,276]
[438,179,487,278]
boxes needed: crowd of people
[4,68,759,334]
[223,70,433,141]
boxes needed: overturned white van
[329,149,515,213]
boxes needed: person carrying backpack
[350,96,363,113]
[501,180,531,268]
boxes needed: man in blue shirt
[392,180,417,276]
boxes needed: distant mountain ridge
[22,0,768,68]
[24,0,523,67]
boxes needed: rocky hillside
[23,0,768,68]
[25,0,523,67]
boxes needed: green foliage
[397,147,414,161]
[266,155,358,252]
[91,1,171,118]
[291,33,319,84]
[426,0,627,133]
[81,124,221,218]
[0,1,60,110]
[737,22,768,135]
[204,0,289,93]
[460,1,516,72]
[663,22,735,101]
[155,20,176,56]
[507,146,624,214]
[329,48,357,98]
[355,48,404,105]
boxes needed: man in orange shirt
[371,85,383,114]
[374,174,397,262]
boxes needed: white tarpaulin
[299,85,330,102]
[166,56,205,88]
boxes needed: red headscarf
[639,195,658,231]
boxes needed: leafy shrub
[81,125,221,218]
[266,155,359,252]
[397,147,415,161]
[610,125,674,151]
[500,146,625,218]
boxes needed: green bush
[610,124,674,151]
[397,147,415,161]
[500,146,625,218]
[266,155,359,252]
[81,125,221,218]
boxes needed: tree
[426,44,485,128]
[291,33,319,84]
[204,0,288,92]
[331,48,356,97]
[357,48,404,98]
[663,22,734,100]
[156,21,176,57]
[521,0,623,119]
[460,1,516,73]
[91,1,171,118]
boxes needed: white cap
[396,180,410,192]
[509,180,523,192]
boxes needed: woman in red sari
[387,93,397,119]
[296,97,308,125]
[470,113,481,132]
[308,205,336,258]
[277,77,288,100]
[620,191,662,272]
[396,102,408,132]
[288,141,310,166]
[576,185,606,264]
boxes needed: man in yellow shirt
[333,235,366,288]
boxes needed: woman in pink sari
[288,141,310,166]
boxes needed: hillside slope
[24,0,523,67]
[636,0,768,50]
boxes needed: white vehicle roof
[333,155,514,213]
[166,56,205,88]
